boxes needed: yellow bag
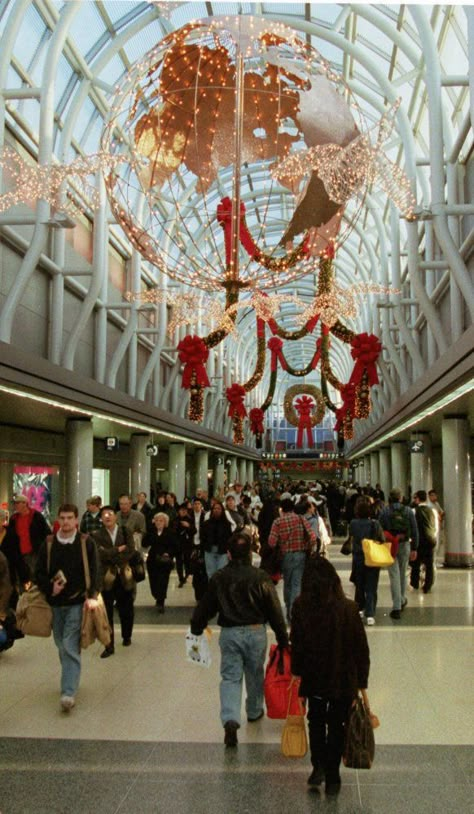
[362,539,394,568]
[281,681,308,758]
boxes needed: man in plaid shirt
[268,497,316,621]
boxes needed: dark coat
[35,533,100,606]
[291,595,370,699]
[200,514,233,555]
[8,509,51,555]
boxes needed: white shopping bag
[185,627,212,668]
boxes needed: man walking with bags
[267,497,316,621]
[190,532,288,748]
[35,504,100,712]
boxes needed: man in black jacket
[191,532,288,748]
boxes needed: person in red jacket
[8,495,51,582]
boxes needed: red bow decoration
[294,395,315,449]
[249,407,265,435]
[334,383,357,432]
[226,383,247,419]
[268,336,287,371]
[349,333,382,387]
[177,335,210,389]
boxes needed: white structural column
[370,452,380,487]
[442,416,472,567]
[130,433,151,498]
[0,458,13,508]
[65,418,93,510]
[168,443,186,504]
[229,457,238,485]
[379,448,391,498]
[391,441,408,499]
[246,460,255,485]
[410,432,432,494]
[364,455,371,485]
[238,458,247,485]
[213,455,225,495]
[195,449,209,493]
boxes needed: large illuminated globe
[102,16,364,292]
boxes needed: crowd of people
[0,476,445,796]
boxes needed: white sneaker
[359,611,364,618]
[60,695,75,712]
[366,617,375,626]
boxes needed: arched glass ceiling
[0,2,471,444]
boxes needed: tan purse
[80,536,111,649]
[281,679,308,758]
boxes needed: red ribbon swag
[268,336,287,371]
[294,395,315,449]
[249,407,265,435]
[226,383,247,419]
[349,333,381,387]
[177,335,210,389]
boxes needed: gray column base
[444,552,473,568]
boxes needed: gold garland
[283,384,326,428]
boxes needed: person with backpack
[379,488,418,619]
[410,490,437,594]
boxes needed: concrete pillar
[370,452,380,488]
[195,448,209,494]
[130,433,151,499]
[238,458,247,485]
[410,432,432,494]
[247,460,255,485]
[442,415,472,567]
[213,454,225,495]
[65,418,93,510]
[363,455,371,486]
[229,456,238,484]
[379,448,391,500]
[0,458,14,512]
[168,443,186,503]
[431,446,443,498]
[391,441,409,500]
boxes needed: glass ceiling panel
[67,2,107,57]
[123,24,166,65]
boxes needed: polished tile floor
[1,546,473,813]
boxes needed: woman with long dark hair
[200,501,233,579]
[291,556,370,796]
[349,496,385,626]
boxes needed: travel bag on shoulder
[16,585,52,637]
[16,539,53,637]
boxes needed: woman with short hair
[142,512,178,613]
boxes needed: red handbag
[264,644,303,719]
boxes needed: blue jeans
[205,550,228,579]
[52,604,83,697]
[219,625,267,726]
[388,540,411,611]
[281,550,307,620]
